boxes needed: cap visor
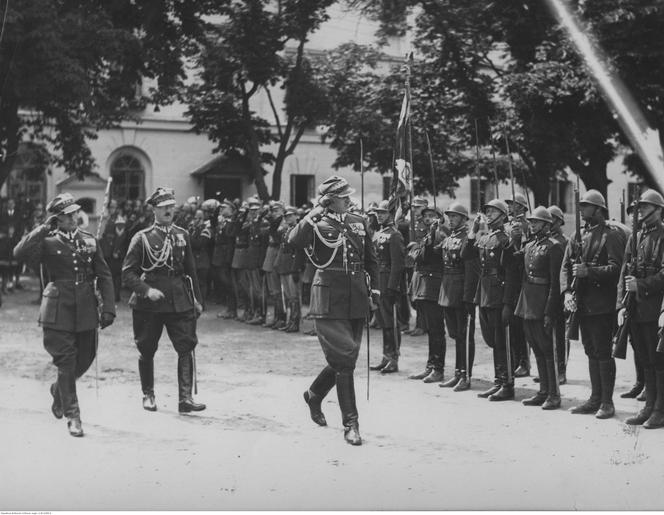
[62,204,81,215]
[155,199,176,207]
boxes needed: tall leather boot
[58,369,83,437]
[138,357,156,411]
[478,356,501,398]
[570,359,601,414]
[644,370,664,429]
[303,365,336,426]
[621,354,644,398]
[542,359,561,410]
[285,300,300,333]
[336,372,361,445]
[523,356,548,406]
[626,368,655,425]
[595,359,616,419]
[49,382,63,419]
[380,327,398,373]
[177,353,206,413]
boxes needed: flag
[388,87,412,219]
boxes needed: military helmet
[527,205,553,224]
[411,196,429,208]
[547,205,564,224]
[579,189,607,210]
[201,198,220,211]
[505,193,529,210]
[374,200,391,213]
[637,189,664,209]
[444,202,469,219]
[482,199,509,217]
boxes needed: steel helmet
[547,205,564,224]
[482,199,509,217]
[444,202,469,219]
[505,193,529,210]
[527,205,553,224]
[638,189,664,209]
[579,189,607,210]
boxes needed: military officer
[506,192,531,377]
[408,205,448,383]
[369,200,406,374]
[438,202,480,391]
[14,193,116,437]
[289,175,378,446]
[263,201,287,329]
[547,205,569,384]
[101,214,129,302]
[468,199,519,401]
[212,199,238,318]
[275,205,305,332]
[189,208,212,309]
[122,187,205,414]
[230,201,252,321]
[618,190,664,427]
[561,190,624,419]
[514,206,564,409]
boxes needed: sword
[466,311,472,380]
[505,324,513,385]
[366,315,371,401]
[551,322,560,391]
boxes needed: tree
[185,0,335,201]
[0,0,220,189]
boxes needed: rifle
[612,198,639,359]
[565,178,582,341]
[620,190,626,225]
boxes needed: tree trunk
[240,85,271,202]
[271,155,285,201]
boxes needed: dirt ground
[1,277,664,511]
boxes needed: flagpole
[488,120,500,198]
[424,130,437,211]
[406,52,415,235]
[474,119,482,212]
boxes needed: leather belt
[443,267,464,275]
[325,263,364,273]
[526,275,549,285]
[144,270,183,279]
[53,273,92,285]
[480,267,500,276]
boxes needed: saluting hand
[44,214,59,230]
[146,288,165,302]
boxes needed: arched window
[110,153,145,202]
[7,144,48,206]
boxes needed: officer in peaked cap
[561,189,624,419]
[211,199,238,318]
[402,195,429,337]
[14,192,116,437]
[289,175,378,446]
[514,206,564,410]
[122,187,206,414]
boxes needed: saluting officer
[618,190,664,428]
[212,200,238,318]
[408,205,448,383]
[561,190,624,419]
[468,199,519,401]
[438,202,480,391]
[263,201,287,329]
[400,196,429,335]
[14,193,116,437]
[514,206,564,409]
[369,200,406,374]
[506,192,531,377]
[189,208,212,309]
[289,175,378,446]
[122,187,205,414]
[275,205,305,332]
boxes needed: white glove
[147,288,165,302]
[564,292,576,313]
[659,312,664,328]
[617,308,626,327]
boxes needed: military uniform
[210,206,236,316]
[438,208,479,391]
[230,209,251,319]
[263,211,287,328]
[618,191,664,427]
[401,209,429,334]
[122,187,205,413]
[14,193,115,436]
[561,191,624,418]
[514,207,564,409]
[549,221,570,380]
[289,175,378,446]
[275,208,305,332]
[100,216,129,302]
[245,209,269,324]
[371,209,406,373]
[468,200,519,401]
[189,219,212,309]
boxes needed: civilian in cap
[289,175,378,446]
[14,192,116,437]
[122,187,206,414]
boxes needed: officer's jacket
[14,225,115,332]
[289,210,378,320]
[373,223,405,293]
[189,221,212,270]
[230,212,250,269]
[550,229,568,248]
[468,226,519,308]
[438,226,480,308]
[407,223,440,302]
[247,217,268,269]
[402,217,428,268]
[617,221,664,322]
[102,229,129,270]
[514,233,564,320]
[211,216,235,268]
[122,223,202,313]
[560,221,624,316]
[275,224,305,275]
[262,216,282,273]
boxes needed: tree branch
[286,123,307,156]
[265,87,283,140]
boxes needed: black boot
[423,369,444,383]
[370,358,389,371]
[304,366,336,426]
[49,382,63,419]
[542,359,561,410]
[177,353,206,413]
[285,300,300,333]
[523,357,548,406]
[489,364,514,401]
[644,370,664,429]
[626,368,655,425]
[409,367,432,380]
[621,355,645,398]
[138,358,156,412]
[67,416,84,437]
[453,371,471,391]
[58,369,80,420]
[477,381,501,398]
[595,359,616,419]
[439,370,461,388]
[336,372,361,446]
[570,359,601,414]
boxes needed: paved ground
[1,280,663,510]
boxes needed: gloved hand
[194,301,203,318]
[100,312,115,329]
[657,311,664,328]
[501,304,512,327]
[564,292,576,313]
[617,308,626,327]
